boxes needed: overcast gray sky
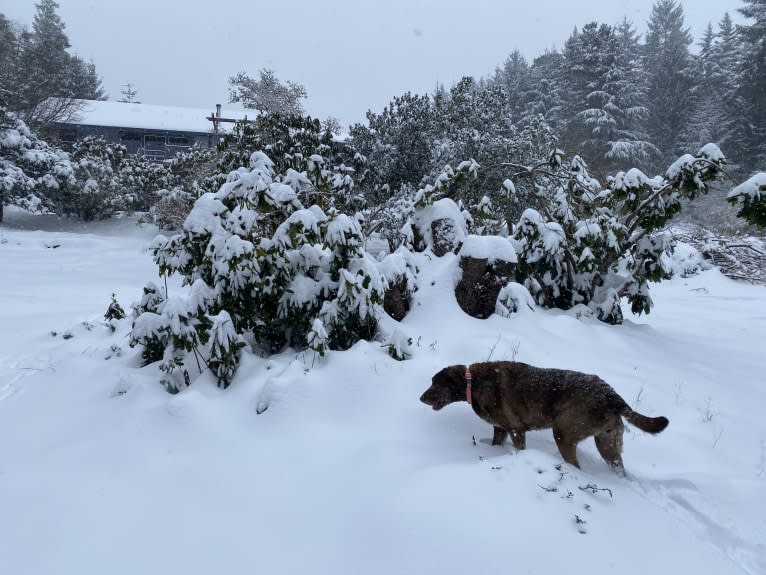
[2,0,744,128]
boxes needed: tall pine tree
[1,1,105,127]
[644,0,696,168]
[562,22,656,175]
[518,50,566,131]
[492,49,532,125]
[737,0,766,170]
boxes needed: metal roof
[65,99,251,133]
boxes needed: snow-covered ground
[1,209,764,575]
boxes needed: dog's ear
[433,365,461,387]
[445,365,467,400]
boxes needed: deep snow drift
[1,210,764,575]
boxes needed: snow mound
[459,234,518,263]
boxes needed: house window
[58,128,77,151]
[120,131,143,154]
[120,131,142,144]
[144,135,166,150]
[167,135,190,147]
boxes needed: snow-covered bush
[380,160,476,253]
[207,311,247,387]
[104,293,126,321]
[150,187,196,230]
[364,186,413,252]
[130,279,213,389]
[67,136,129,220]
[496,282,536,316]
[385,329,413,361]
[117,154,174,212]
[123,146,218,226]
[129,282,167,365]
[131,148,385,387]
[455,234,518,319]
[378,248,418,321]
[727,172,766,228]
[510,144,727,323]
[0,106,73,220]
[103,293,126,333]
[169,145,218,195]
[214,113,366,214]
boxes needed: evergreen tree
[0,15,21,106]
[1,1,105,127]
[644,0,696,167]
[518,50,566,130]
[433,76,512,166]
[492,49,531,124]
[561,22,610,155]
[682,23,720,150]
[67,58,106,102]
[561,22,656,175]
[737,0,766,169]
[349,92,435,195]
[19,0,73,124]
[119,83,140,104]
[683,13,745,167]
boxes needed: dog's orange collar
[464,366,473,404]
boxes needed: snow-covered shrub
[727,172,766,228]
[661,236,709,278]
[169,145,218,195]
[0,106,74,220]
[394,161,477,252]
[510,144,727,323]
[150,187,196,230]
[385,329,413,361]
[131,147,384,387]
[378,248,418,321]
[130,280,213,387]
[214,113,366,214]
[455,234,517,319]
[365,185,415,252]
[129,282,166,365]
[117,154,174,212]
[348,81,550,224]
[103,293,126,333]
[68,136,128,220]
[206,311,246,388]
[122,146,218,225]
[104,293,126,320]
[496,282,536,316]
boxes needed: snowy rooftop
[66,99,252,133]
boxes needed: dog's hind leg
[492,426,509,446]
[594,419,625,475]
[553,427,580,468]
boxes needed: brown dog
[420,361,669,473]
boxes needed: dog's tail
[622,407,669,434]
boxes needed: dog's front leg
[492,426,509,446]
[510,430,526,450]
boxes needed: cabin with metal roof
[54,100,250,161]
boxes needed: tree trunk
[383,275,411,321]
[431,217,459,256]
[455,256,516,319]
